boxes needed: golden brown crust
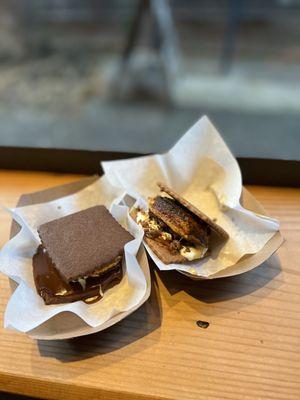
[149,196,210,246]
[157,182,229,240]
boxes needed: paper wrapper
[102,116,283,278]
[0,176,151,340]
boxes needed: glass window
[0,0,299,159]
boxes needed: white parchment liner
[102,116,282,278]
[0,176,151,339]
[0,115,283,339]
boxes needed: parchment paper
[102,116,281,277]
[0,115,283,339]
[0,176,151,338]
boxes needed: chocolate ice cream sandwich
[131,183,228,264]
[33,205,133,305]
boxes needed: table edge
[0,147,298,187]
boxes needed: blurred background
[0,0,299,159]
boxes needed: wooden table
[0,170,299,400]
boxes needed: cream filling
[72,258,121,290]
[180,245,208,261]
[136,210,148,224]
[137,210,160,231]
[136,210,171,241]
[77,278,86,290]
[137,210,208,261]
[161,231,172,241]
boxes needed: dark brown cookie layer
[149,196,210,246]
[157,182,229,240]
[38,205,133,281]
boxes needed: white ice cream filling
[77,278,86,290]
[72,258,121,291]
[180,245,208,261]
[136,209,208,261]
[136,210,171,240]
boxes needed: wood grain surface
[0,170,299,400]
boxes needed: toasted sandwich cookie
[33,205,133,305]
[131,183,228,264]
